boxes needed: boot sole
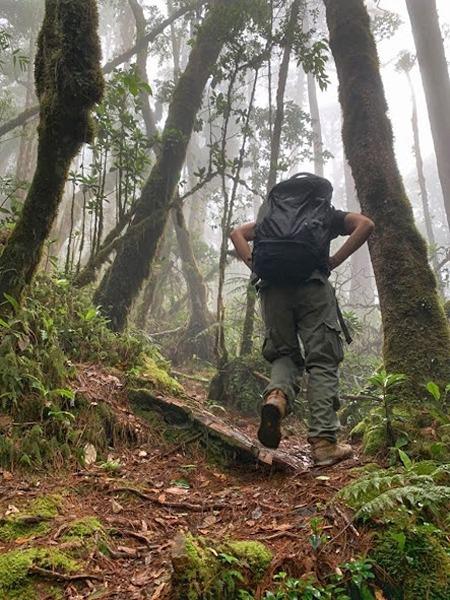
[257,404,282,449]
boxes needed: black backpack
[252,172,334,284]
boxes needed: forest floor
[0,364,372,599]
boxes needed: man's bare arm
[329,213,374,270]
[229,222,256,270]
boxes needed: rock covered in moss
[171,533,272,599]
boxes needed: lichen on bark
[0,0,104,308]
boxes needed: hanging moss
[324,0,450,396]
[0,0,104,306]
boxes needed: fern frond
[356,484,450,522]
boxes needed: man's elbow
[365,217,375,234]
[229,228,238,241]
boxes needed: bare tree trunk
[0,0,104,308]
[94,0,244,331]
[405,0,450,232]
[304,10,324,177]
[172,204,214,362]
[240,0,301,357]
[324,0,450,389]
[344,160,375,309]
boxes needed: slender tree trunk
[324,0,450,389]
[240,0,300,357]
[304,11,324,177]
[405,0,450,232]
[94,0,244,331]
[267,0,301,190]
[344,160,375,309]
[172,204,214,362]
[0,0,104,308]
[402,69,442,287]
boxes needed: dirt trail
[0,367,368,599]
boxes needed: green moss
[172,534,272,599]
[134,355,183,395]
[62,516,103,541]
[372,525,450,599]
[0,548,78,597]
[0,494,62,542]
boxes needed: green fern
[338,462,450,525]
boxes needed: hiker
[230,173,374,466]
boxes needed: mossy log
[171,532,272,599]
[129,387,307,471]
[0,0,104,307]
[324,0,450,393]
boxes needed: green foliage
[372,524,450,599]
[172,534,272,600]
[255,558,375,600]
[0,547,78,597]
[338,461,450,526]
[0,274,178,469]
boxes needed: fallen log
[128,388,309,472]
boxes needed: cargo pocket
[324,320,344,364]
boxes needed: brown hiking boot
[310,437,353,467]
[257,390,287,449]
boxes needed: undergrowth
[339,459,450,598]
[0,274,181,469]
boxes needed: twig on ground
[158,432,203,459]
[108,486,225,512]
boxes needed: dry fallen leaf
[111,499,123,514]
[164,487,188,496]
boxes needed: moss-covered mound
[0,274,181,470]
[0,547,79,599]
[171,533,272,599]
[0,494,62,542]
[373,525,450,599]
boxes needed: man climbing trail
[230,173,374,467]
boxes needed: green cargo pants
[259,271,344,442]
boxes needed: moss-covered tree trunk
[324,0,450,389]
[94,0,245,331]
[0,0,104,307]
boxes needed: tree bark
[172,204,214,362]
[94,0,244,331]
[324,0,450,389]
[405,0,450,232]
[0,0,104,306]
